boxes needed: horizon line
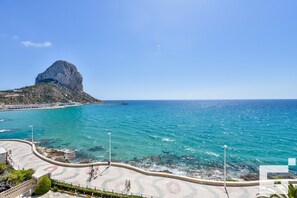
[102,98,297,101]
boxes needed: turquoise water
[1,100,297,179]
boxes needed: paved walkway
[32,191,81,198]
[0,141,259,198]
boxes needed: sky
[0,0,296,100]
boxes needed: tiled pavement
[0,141,259,198]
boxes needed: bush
[52,186,58,192]
[5,169,34,185]
[0,164,7,175]
[34,175,51,195]
[0,163,8,174]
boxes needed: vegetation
[4,168,34,185]
[226,178,238,182]
[257,184,297,198]
[34,175,51,195]
[0,163,8,174]
[52,180,142,198]
[269,184,297,198]
[52,186,58,192]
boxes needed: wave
[205,151,220,157]
[0,119,4,122]
[0,129,11,133]
[161,138,175,142]
[185,147,195,153]
[149,135,175,142]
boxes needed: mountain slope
[0,83,100,105]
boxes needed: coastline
[0,101,116,112]
[2,138,297,189]
[0,139,264,197]
[33,140,296,182]
[1,100,296,183]
[0,103,82,112]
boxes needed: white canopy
[0,147,7,154]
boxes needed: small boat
[121,102,128,105]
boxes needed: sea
[1,100,297,180]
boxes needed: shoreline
[0,103,82,112]
[33,141,296,182]
[3,138,297,188]
[0,101,119,112]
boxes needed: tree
[34,175,51,195]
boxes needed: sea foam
[161,138,174,142]
[0,129,11,133]
[205,151,220,157]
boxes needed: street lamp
[108,133,111,166]
[29,125,34,144]
[223,145,227,190]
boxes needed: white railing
[0,179,35,198]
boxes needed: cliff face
[0,60,100,105]
[36,60,83,91]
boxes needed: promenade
[0,140,259,198]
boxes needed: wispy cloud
[13,35,19,40]
[21,40,52,48]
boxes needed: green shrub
[5,169,34,185]
[52,186,58,192]
[0,163,8,174]
[34,175,51,195]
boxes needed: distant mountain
[0,60,100,105]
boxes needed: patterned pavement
[0,141,259,198]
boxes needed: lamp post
[108,133,111,166]
[29,125,34,144]
[223,145,227,190]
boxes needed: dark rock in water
[36,60,83,91]
[268,172,296,179]
[87,146,105,152]
[240,173,259,181]
[38,139,59,147]
[162,150,170,154]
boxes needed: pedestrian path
[0,140,259,198]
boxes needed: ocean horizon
[1,99,297,180]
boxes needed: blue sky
[0,0,296,100]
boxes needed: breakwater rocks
[35,145,75,163]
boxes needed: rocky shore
[35,145,76,163]
[34,142,297,181]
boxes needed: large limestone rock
[35,60,83,91]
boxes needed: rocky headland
[0,60,100,106]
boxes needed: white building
[0,147,8,163]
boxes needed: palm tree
[269,184,297,198]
